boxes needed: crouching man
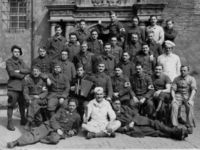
[112,99,189,140]
[7,99,81,148]
[82,87,121,139]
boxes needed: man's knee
[47,98,58,111]
[106,120,121,132]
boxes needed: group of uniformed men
[6,11,197,148]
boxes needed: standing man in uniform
[6,45,30,131]
[171,65,197,133]
[75,19,90,43]
[46,24,67,59]
[7,99,81,148]
[110,36,123,64]
[164,19,178,42]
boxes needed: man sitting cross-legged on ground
[7,99,81,148]
[112,99,188,140]
[82,87,121,139]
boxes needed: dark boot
[20,119,27,126]
[7,108,15,131]
[7,140,18,148]
[86,132,96,139]
[95,131,116,138]
[171,128,188,140]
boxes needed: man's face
[147,33,154,41]
[181,66,189,77]
[112,100,121,112]
[142,45,149,55]
[155,66,163,76]
[110,14,117,22]
[77,67,84,77]
[91,31,98,40]
[167,21,173,29]
[131,34,138,43]
[68,101,77,112]
[55,27,62,36]
[70,35,77,43]
[136,65,143,75]
[150,16,157,26]
[115,68,122,77]
[80,21,86,30]
[81,43,88,53]
[122,53,130,62]
[104,45,111,54]
[61,51,68,60]
[54,66,62,74]
[12,49,21,58]
[164,46,173,55]
[111,37,118,46]
[95,91,104,103]
[38,48,46,57]
[97,64,105,73]
[132,18,139,27]
[32,68,41,78]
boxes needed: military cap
[165,40,176,47]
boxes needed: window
[9,0,28,31]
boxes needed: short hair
[181,65,190,71]
[31,65,41,71]
[135,63,143,68]
[61,49,69,54]
[141,42,149,46]
[112,98,121,103]
[123,51,130,55]
[69,32,77,38]
[104,42,111,47]
[91,29,99,35]
[38,46,46,51]
[166,19,174,24]
[115,65,123,70]
[11,45,22,55]
[76,63,84,70]
[79,19,86,23]
[155,64,163,69]
[81,41,88,46]
[55,24,61,30]
[111,36,118,40]
[132,16,140,22]
[149,15,157,20]
[68,98,78,106]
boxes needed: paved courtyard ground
[0,94,200,149]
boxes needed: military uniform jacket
[117,60,136,79]
[6,57,30,91]
[49,108,81,135]
[23,75,48,102]
[75,29,90,43]
[90,72,113,98]
[46,35,67,58]
[130,73,154,99]
[147,40,163,58]
[88,39,103,55]
[47,73,70,99]
[64,42,81,61]
[32,56,51,74]
[111,74,131,101]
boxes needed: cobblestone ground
[0,96,200,149]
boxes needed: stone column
[50,22,56,36]
[65,22,75,41]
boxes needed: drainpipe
[30,0,34,65]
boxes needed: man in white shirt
[146,15,164,45]
[82,87,121,139]
[157,40,181,81]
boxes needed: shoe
[187,127,193,134]
[40,138,51,144]
[178,117,186,125]
[86,132,95,139]
[109,132,116,138]
[7,121,15,131]
[20,119,27,126]
[7,141,18,148]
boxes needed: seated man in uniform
[111,66,133,106]
[23,66,48,130]
[70,64,93,117]
[152,65,172,125]
[7,99,81,148]
[130,63,155,118]
[112,99,189,140]
[46,63,70,118]
[82,87,121,139]
[171,65,197,133]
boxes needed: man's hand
[188,100,194,106]
[129,121,135,128]
[67,130,75,137]
[106,97,111,102]
[98,20,102,24]
[154,90,162,97]
[57,129,63,136]
[150,55,154,61]
[98,39,103,45]
[14,70,20,73]
[113,92,119,98]
[33,95,40,99]
[140,98,146,104]
[70,86,76,91]
[59,98,65,104]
